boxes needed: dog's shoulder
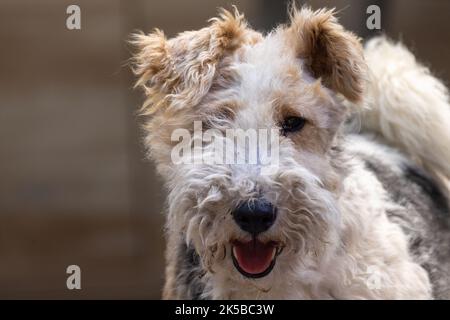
[343,134,449,216]
[342,133,450,298]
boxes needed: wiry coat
[132,7,450,299]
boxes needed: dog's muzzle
[231,199,280,278]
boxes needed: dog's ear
[131,8,248,114]
[287,7,366,102]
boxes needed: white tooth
[271,248,276,260]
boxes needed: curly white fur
[361,37,450,179]
[132,8,449,300]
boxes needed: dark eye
[281,116,306,134]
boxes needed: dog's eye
[281,116,306,134]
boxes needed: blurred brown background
[0,0,449,299]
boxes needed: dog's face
[132,7,366,296]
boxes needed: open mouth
[231,240,281,278]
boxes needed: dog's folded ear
[287,7,367,102]
[131,8,249,114]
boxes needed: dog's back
[351,37,450,298]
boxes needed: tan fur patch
[287,6,367,102]
[131,8,253,115]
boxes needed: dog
[131,6,450,299]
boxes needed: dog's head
[132,6,366,297]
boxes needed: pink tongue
[233,240,275,275]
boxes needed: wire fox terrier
[131,7,450,299]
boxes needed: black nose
[232,199,277,235]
